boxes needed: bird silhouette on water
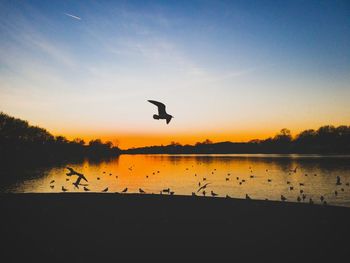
[336,176,342,185]
[121,187,128,193]
[139,188,145,194]
[102,187,108,192]
[148,100,173,124]
[211,191,218,197]
[62,186,68,192]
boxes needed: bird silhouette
[83,187,90,191]
[148,100,173,124]
[139,188,145,193]
[66,167,88,182]
[50,180,55,184]
[121,187,128,193]
[50,185,54,189]
[281,195,287,201]
[197,182,211,192]
[102,187,108,192]
[162,188,170,193]
[211,190,218,197]
[62,186,68,192]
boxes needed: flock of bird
[48,165,349,206]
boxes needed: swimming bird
[226,195,231,198]
[83,187,90,191]
[226,178,229,181]
[148,100,173,124]
[268,179,272,182]
[299,183,304,186]
[197,182,211,193]
[336,176,342,185]
[163,188,170,193]
[62,186,68,192]
[302,194,306,201]
[289,186,294,191]
[203,177,207,181]
[281,195,287,201]
[245,194,251,200]
[170,191,174,195]
[122,187,128,193]
[50,185,54,189]
[102,187,108,192]
[50,180,55,184]
[139,188,145,194]
[286,181,290,184]
[211,191,218,197]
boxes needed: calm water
[2,154,350,207]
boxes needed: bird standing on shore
[211,191,218,197]
[148,100,173,124]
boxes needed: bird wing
[166,116,172,124]
[197,183,210,192]
[148,100,166,115]
[79,174,88,182]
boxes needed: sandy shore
[1,193,350,261]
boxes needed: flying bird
[66,167,88,182]
[147,100,173,124]
[197,182,211,193]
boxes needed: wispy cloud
[64,13,81,20]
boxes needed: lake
[2,154,350,207]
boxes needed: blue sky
[1,0,349,147]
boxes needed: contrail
[64,13,81,20]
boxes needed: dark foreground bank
[1,193,350,261]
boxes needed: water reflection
[2,154,350,207]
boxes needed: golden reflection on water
[11,154,350,207]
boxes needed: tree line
[125,126,350,154]
[0,112,120,162]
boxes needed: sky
[0,0,349,148]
